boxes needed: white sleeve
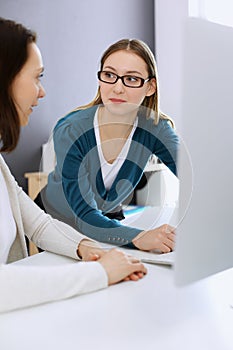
[0,261,108,313]
[16,183,94,259]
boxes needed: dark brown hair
[74,38,174,127]
[0,17,36,152]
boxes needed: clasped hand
[78,239,147,285]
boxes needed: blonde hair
[73,39,174,127]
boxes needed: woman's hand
[132,224,175,252]
[98,249,147,285]
[77,239,106,261]
[78,240,147,285]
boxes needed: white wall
[1,0,154,188]
[155,0,189,132]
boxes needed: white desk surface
[0,251,232,350]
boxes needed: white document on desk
[100,243,175,266]
[120,248,175,266]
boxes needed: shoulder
[0,155,13,180]
[54,106,98,133]
[0,154,5,167]
[52,107,98,151]
[138,113,174,134]
[136,115,179,150]
[158,118,174,131]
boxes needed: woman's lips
[109,98,126,104]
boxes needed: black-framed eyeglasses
[97,71,152,88]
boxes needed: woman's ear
[146,77,156,97]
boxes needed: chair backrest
[41,137,56,174]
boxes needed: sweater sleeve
[0,261,107,313]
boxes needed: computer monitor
[174,18,233,285]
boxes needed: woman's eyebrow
[36,67,44,73]
[103,66,143,76]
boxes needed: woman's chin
[19,112,30,127]
[105,103,139,117]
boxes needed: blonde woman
[40,39,178,252]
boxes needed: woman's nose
[39,83,46,98]
[113,79,125,93]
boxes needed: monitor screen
[174,18,233,285]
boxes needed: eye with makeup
[35,72,44,86]
[36,67,44,81]
[125,75,141,83]
[38,72,44,80]
[102,71,115,79]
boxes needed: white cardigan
[0,155,107,313]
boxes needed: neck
[98,107,135,141]
[99,106,137,125]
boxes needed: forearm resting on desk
[0,261,108,313]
